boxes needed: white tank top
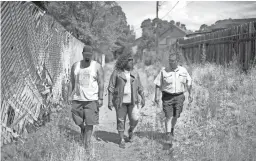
[72,60,99,101]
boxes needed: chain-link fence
[1,1,84,145]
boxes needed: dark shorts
[162,92,185,118]
[71,100,99,126]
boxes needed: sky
[117,1,256,38]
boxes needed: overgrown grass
[186,63,256,161]
[1,108,100,161]
[1,61,255,161]
[134,61,256,161]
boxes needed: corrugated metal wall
[1,1,84,145]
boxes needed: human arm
[186,69,193,103]
[153,71,162,105]
[97,63,104,107]
[154,85,161,105]
[68,64,76,103]
[107,70,117,110]
[137,73,145,108]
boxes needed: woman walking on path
[107,50,145,149]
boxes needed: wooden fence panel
[179,21,256,70]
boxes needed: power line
[161,1,179,19]
[133,1,193,32]
[165,1,194,20]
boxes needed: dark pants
[162,92,185,118]
[115,103,139,131]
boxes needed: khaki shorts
[71,100,99,126]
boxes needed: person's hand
[108,103,113,111]
[141,98,145,108]
[154,97,160,105]
[67,96,72,105]
[97,99,103,107]
[188,94,193,103]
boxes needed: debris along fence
[178,21,256,70]
[1,1,84,146]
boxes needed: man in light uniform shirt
[154,53,193,143]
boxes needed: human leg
[84,125,93,149]
[162,99,175,143]
[171,94,185,136]
[115,104,128,148]
[71,101,86,143]
[83,101,99,148]
[127,104,140,142]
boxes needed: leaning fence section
[178,21,256,70]
[1,1,84,146]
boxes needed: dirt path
[63,62,193,161]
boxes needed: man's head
[169,54,178,69]
[82,45,93,63]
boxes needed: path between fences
[60,62,199,161]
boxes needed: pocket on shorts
[162,100,170,113]
[178,94,185,102]
[162,100,172,107]
[93,101,99,113]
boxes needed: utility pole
[156,1,159,60]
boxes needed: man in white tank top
[69,45,104,150]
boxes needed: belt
[162,91,183,96]
[162,91,183,101]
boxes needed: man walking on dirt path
[108,49,145,149]
[154,53,193,144]
[69,45,104,149]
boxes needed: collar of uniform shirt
[124,70,130,73]
[167,66,180,72]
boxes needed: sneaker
[119,139,125,149]
[128,129,135,142]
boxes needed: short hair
[83,45,93,54]
[169,53,177,61]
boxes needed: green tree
[199,24,210,31]
[41,1,134,59]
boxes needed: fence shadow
[94,130,120,145]
[58,125,122,145]
[135,131,173,150]
[58,125,81,143]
